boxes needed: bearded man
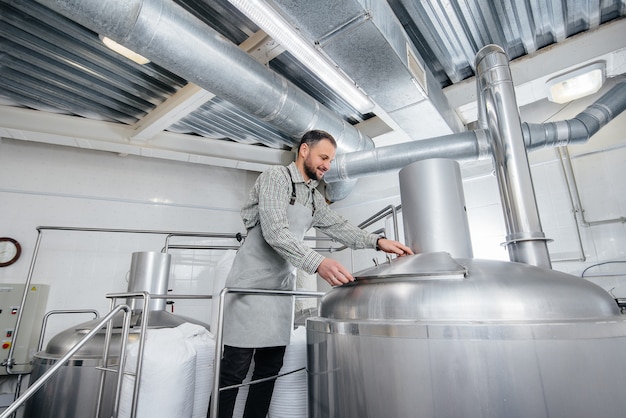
[213,129,412,418]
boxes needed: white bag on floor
[119,326,197,418]
[177,322,216,418]
[268,326,308,417]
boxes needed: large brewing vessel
[307,157,626,417]
[307,252,626,417]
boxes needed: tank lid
[356,252,467,280]
[319,254,622,322]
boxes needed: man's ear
[299,142,309,158]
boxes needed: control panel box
[0,284,49,375]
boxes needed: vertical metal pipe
[399,159,473,258]
[210,287,229,418]
[5,229,44,374]
[475,45,551,268]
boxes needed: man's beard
[304,159,321,181]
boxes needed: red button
[2,342,10,349]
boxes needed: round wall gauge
[0,237,21,267]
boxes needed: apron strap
[286,168,316,215]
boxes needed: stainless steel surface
[318,78,626,185]
[475,44,551,268]
[18,231,212,418]
[127,251,171,311]
[325,130,491,183]
[7,304,132,418]
[307,254,626,418]
[37,309,100,351]
[399,159,473,258]
[24,294,205,417]
[307,318,626,418]
[321,255,618,322]
[7,225,243,375]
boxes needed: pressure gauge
[0,237,21,267]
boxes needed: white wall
[0,137,257,346]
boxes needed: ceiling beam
[0,105,292,172]
[130,30,285,141]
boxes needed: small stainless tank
[24,251,207,418]
[307,252,626,418]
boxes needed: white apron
[222,179,314,348]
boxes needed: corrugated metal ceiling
[389,0,626,85]
[0,0,625,154]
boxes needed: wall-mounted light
[546,62,605,104]
[227,0,374,114]
[99,35,150,65]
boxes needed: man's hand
[317,258,354,287]
[377,238,414,256]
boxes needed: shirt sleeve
[257,168,325,275]
[312,190,379,250]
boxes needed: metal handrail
[324,204,402,252]
[37,309,100,352]
[0,304,133,418]
[7,226,246,376]
[209,287,326,418]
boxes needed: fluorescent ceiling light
[546,63,605,104]
[100,36,150,65]
[227,0,374,114]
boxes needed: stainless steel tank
[24,251,207,418]
[306,252,626,418]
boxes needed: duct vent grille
[407,44,428,97]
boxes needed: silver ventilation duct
[269,0,465,139]
[524,78,626,149]
[34,0,374,200]
[324,129,491,183]
[325,79,626,183]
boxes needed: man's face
[302,139,336,181]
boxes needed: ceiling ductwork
[19,1,626,204]
[269,0,465,140]
[34,0,375,200]
[324,78,626,183]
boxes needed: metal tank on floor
[24,251,204,418]
[306,45,626,418]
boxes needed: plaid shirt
[240,162,378,274]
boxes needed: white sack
[119,326,197,418]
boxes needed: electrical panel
[0,284,49,375]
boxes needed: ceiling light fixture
[99,35,151,65]
[227,0,374,114]
[546,62,605,104]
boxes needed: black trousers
[210,345,286,418]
